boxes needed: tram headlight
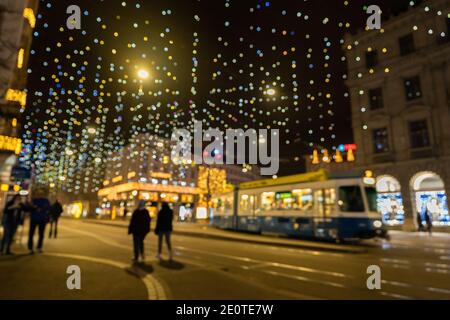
[373,220,383,228]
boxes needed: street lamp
[266,88,276,96]
[137,69,149,79]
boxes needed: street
[1,219,450,300]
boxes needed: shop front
[98,182,200,221]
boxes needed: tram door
[313,189,335,238]
[247,195,259,232]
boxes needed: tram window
[292,189,313,211]
[324,189,336,216]
[313,189,335,216]
[338,186,365,212]
[239,194,249,213]
[261,192,275,211]
[365,187,378,212]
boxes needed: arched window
[411,172,449,226]
[376,175,404,225]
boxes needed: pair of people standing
[1,189,62,255]
[128,201,173,262]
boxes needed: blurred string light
[21,0,432,195]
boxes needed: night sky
[21,0,419,194]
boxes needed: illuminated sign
[5,89,27,108]
[276,192,292,200]
[17,49,24,69]
[150,172,172,179]
[338,144,357,152]
[112,175,123,183]
[0,135,22,154]
[23,8,36,28]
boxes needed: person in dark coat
[48,199,63,238]
[155,202,173,260]
[28,190,51,254]
[416,212,423,232]
[128,200,151,262]
[1,194,26,255]
[424,208,433,235]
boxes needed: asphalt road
[1,219,449,300]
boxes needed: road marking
[263,270,346,288]
[43,252,166,300]
[56,227,167,300]
[381,280,411,288]
[60,225,130,251]
[176,245,350,278]
[380,291,412,300]
[426,287,450,295]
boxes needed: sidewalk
[79,218,367,254]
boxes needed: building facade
[0,0,38,207]
[344,0,450,230]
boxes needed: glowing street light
[137,69,149,79]
[266,88,276,96]
[87,127,97,135]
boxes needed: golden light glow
[98,182,202,198]
[266,88,276,96]
[0,135,22,154]
[150,172,172,179]
[67,202,84,219]
[312,149,320,164]
[365,170,374,178]
[112,175,123,183]
[5,89,27,108]
[347,149,355,162]
[137,69,149,79]
[1,184,9,192]
[17,48,25,69]
[87,127,97,134]
[23,8,36,28]
[335,149,343,163]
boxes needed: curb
[80,219,366,254]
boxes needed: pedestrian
[0,194,26,255]
[128,200,151,262]
[416,212,423,232]
[424,208,433,235]
[155,202,174,260]
[28,189,51,254]
[48,199,63,238]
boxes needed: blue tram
[211,170,387,241]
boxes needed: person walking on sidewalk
[28,189,51,254]
[155,202,173,260]
[1,194,26,255]
[128,200,151,262]
[416,212,423,232]
[48,199,63,238]
[424,208,433,235]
